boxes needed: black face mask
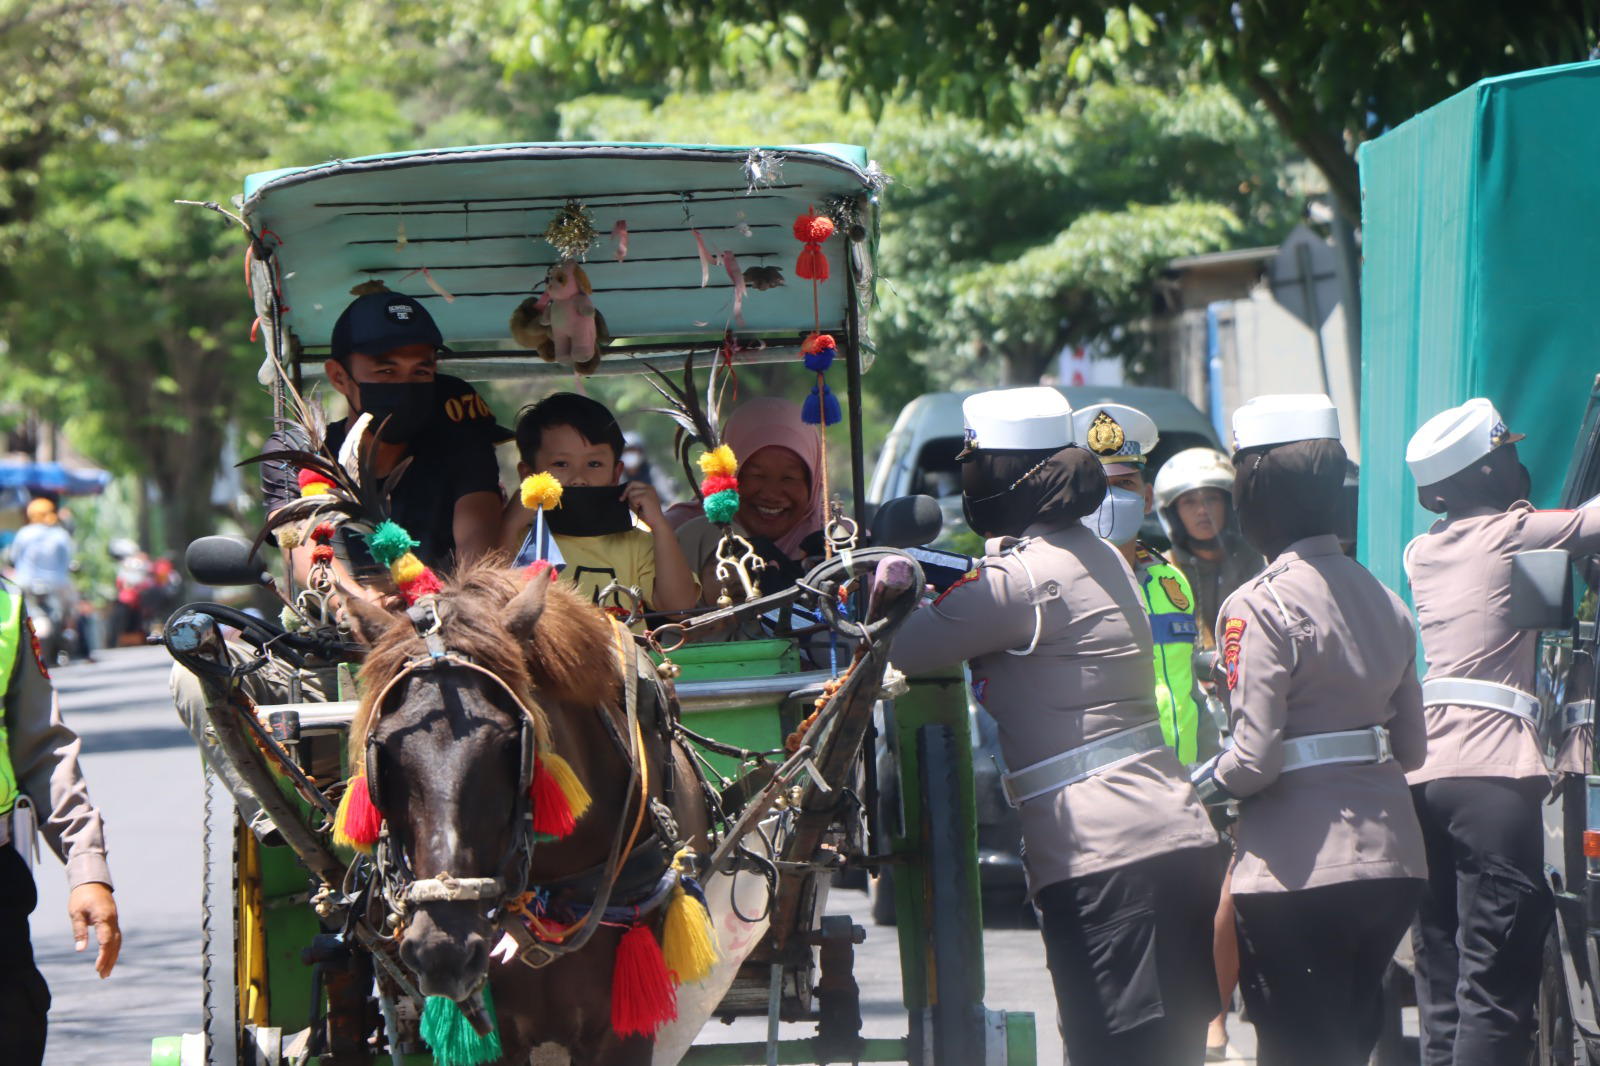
[544,484,635,537]
[357,381,436,443]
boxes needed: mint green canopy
[241,142,883,379]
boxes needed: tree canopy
[505,1,1600,215]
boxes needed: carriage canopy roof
[241,142,883,380]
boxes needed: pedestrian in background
[1403,398,1600,1065]
[1193,394,1427,1066]
[892,387,1222,1066]
[0,577,121,1065]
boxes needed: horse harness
[362,599,691,964]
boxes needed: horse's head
[345,564,614,1001]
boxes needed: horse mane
[350,556,622,754]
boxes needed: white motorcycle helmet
[1153,447,1235,546]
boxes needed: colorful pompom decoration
[310,544,335,565]
[611,922,678,1038]
[362,520,442,606]
[800,333,842,427]
[277,525,303,550]
[332,773,381,853]
[700,475,738,497]
[529,753,591,839]
[698,445,737,479]
[520,472,564,511]
[793,208,834,282]
[703,489,741,526]
[297,468,333,497]
[420,986,503,1066]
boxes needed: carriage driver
[0,578,120,1065]
[890,387,1223,1066]
[174,288,511,840]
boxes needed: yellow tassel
[539,752,592,820]
[661,883,718,985]
[331,779,377,853]
[697,445,737,479]
[520,472,564,511]
[391,553,426,587]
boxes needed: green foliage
[561,79,1295,387]
[509,0,1600,214]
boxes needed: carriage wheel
[917,724,985,1065]
[201,769,242,1066]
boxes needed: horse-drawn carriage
[150,142,1037,1066]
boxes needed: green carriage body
[155,141,1034,1066]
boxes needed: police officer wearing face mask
[1403,398,1600,1066]
[260,286,512,576]
[1075,403,1210,765]
[1192,394,1428,1066]
[891,387,1223,1066]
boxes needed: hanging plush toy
[534,260,604,376]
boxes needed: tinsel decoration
[792,208,834,282]
[800,333,842,426]
[611,922,678,1038]
[698,445,740,526]
[363,519,442,605]
[542,200,598,261]
[420,987,503,1066]
[742,148,785,193]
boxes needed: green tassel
[366,520,421,569]
[419,986,502,1066]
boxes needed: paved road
[29,647,1306,1065]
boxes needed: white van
[868,384,1226,550]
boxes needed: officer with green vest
[0,578,120,1065]
[1074,403,1207,764]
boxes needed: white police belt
[1421,678,1539,724]
[1562,700,1595,733]
[1280,726,1393,772]
[1001,721,1166,808]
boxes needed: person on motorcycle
[1153,448,1265,645]
[6,500,77,665]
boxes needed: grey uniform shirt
[891,522,1218,896]
[1405,501,1600,784]
[1215,535,1426,895]
[7,599,111,889]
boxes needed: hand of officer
[68,882,121,978]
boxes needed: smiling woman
[675,396,825,604]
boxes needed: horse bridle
[362,600,650,964]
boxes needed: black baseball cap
[329,291,444,363]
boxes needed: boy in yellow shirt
[501,393,697,620]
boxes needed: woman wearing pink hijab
[676,395,826,605]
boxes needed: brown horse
[346,561,710,1065]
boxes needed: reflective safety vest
[1135,546,1200,764]
[0,585,21,814]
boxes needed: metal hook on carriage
[714,533,766,606]
[596,581,645,628]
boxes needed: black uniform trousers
[1034,842,1226,1066]
[1233,876,1422,1066]
[0,844,49,1066]
[1411,776,1552,1066]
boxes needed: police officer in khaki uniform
[0,579,120,1064]
[891,387,1222,1066]
[1191,394,1428,1066]
[1403,398,1600,1065]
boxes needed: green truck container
[1357,59,1600,594]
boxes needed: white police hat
[1232,394,1341,451]
[957,387,1073,458]
[1406,398,1524,487]
[1071,403,1159,474]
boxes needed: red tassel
[796,244,830,282]
[530,762,578,839]
[337,774,383,849]
[399,569,444,604]
[612,923,678,1038]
